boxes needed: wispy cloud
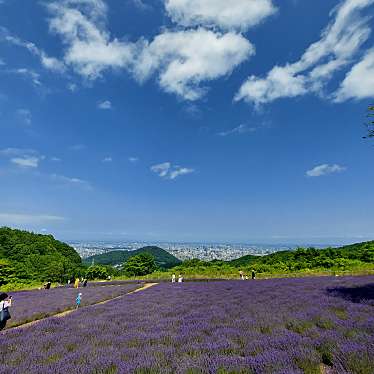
[69,144,86,151]
[218,124,257,136]
[130,0,152,11]
[11,156,40,168]
[334,48,374,102]
[306,164,346,177]
[0,148,44,168]
[129,157,139,163]
[97,100,112,110]
[0,213,65,225]
[16,108,32,125]
[51,173,93,190]
[102,156,112,162]
[151,162,194,180]
[0,26,65,72]
[12,68,41,86]
[67,82,77,92]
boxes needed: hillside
[84,246,181,269]
[0,227,82,285]
[227,241,374,272]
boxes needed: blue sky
[0,0,373,244]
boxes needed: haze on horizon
[0,0,373,245]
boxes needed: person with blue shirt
[76,293,82,309]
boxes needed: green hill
[0,227,82,285]
[228,241,374,272]
[84,246,181,269]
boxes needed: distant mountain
[84,246,181,269]
[0,227,82,284]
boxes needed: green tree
[85,265,109,280]
[364,104,374,139]
[123,253,157,276]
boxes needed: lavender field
[5,283,141,327]
[1,276,374,373]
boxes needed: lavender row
[3,283,142,327]
[1,276,373,373]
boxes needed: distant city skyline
[1,0,373,242]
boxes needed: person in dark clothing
[0,293,12,330]
[83,279,88,287]
[251,270,256,280]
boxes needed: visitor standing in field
[252,270,256,280]
[0,293,12,330]
[171,274,176,283]
[178,274,183,283]
[74,278,79,288]
[76,293,82,309]
[239,270,244,280]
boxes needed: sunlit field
[1,276,374,373]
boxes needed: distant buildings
[70,241,294,261]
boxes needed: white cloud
[306,164,346,177]
[131,0,151,11]
[165,0,277,31]
[151,162,194,179]
[129,157,139,162]
[169,167,195,180]
[151,162,171,178]
[47,0,135,79]
[334,48,374,101]
[135,28,254,100]
[16,108,32,125]
[218,124,257,136]
[235,0,374,105]
[97,100,112,109]
[0,213,65,225]
[51,157,61,162]
[0,148,44,168]
[102,156,112,162]
[10,156,40,168]
[12,68,41,86]
[51,173,93,189]
[0,27,65,72]
[67,82,78,92]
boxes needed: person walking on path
[239,270,244,280]
[178,274,183,283]
[0,293,12,330]
[74,278,79,289]
[251,270,256,280]
[171,274,176,283]
[76,293,82,309]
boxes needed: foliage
[85,265,110,280]
[123,253,157,276]
[142,241,374,280]
[363,104,374,139]
[0,227,82,284]
[84,246,181,269]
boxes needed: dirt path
[6,283,158,331]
